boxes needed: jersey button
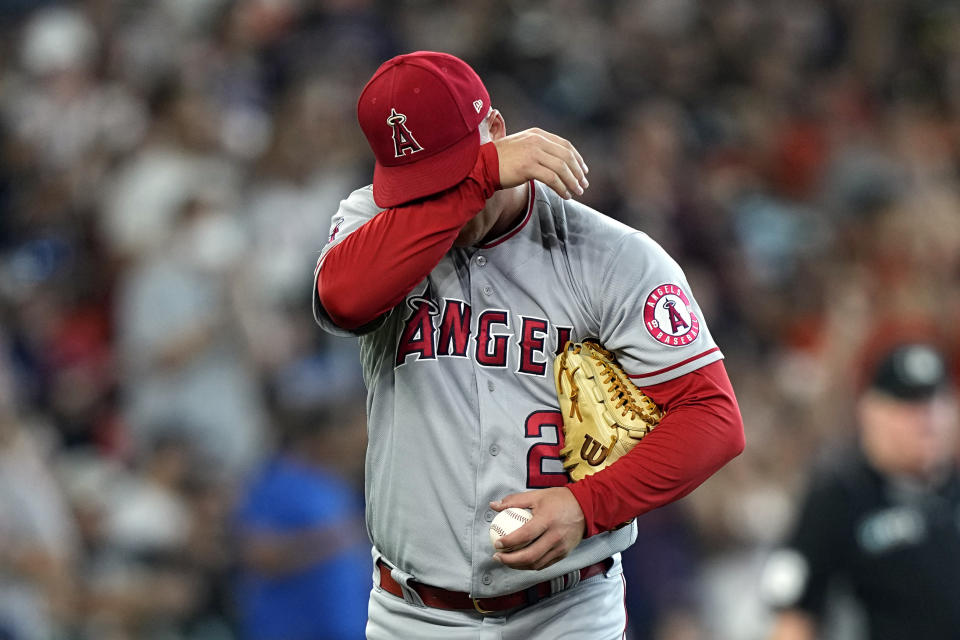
[482,285,493,296]
[476,256,487,267]
[487,380,495,392]
[484,510,494,522]
[482,574,492,586]
[489,445,499,456]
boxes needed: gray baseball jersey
[312,180,723,597]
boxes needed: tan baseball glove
[554,341,664,481]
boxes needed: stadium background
[0,0,958,638]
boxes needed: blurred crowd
[0,1,959,639]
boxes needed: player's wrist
[475,142,501,194]
[564,481,599,538]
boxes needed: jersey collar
[477,180,534,249]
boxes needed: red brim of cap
[372,130,480,209]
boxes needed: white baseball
[489,507,533,550]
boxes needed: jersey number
[524,410,569,488]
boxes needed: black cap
[869,343,950,400]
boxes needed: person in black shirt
[763,342,960,640]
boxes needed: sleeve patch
[643,283,700,347]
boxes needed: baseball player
[313,51,745,639]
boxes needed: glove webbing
[565,342,655,426]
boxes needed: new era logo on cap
[357,51,491,208]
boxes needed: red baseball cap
[357,51,491,208]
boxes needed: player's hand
[489,487,585,570]
[493,129,589,200]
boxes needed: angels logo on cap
[643,284,700,347]
[387,108,423,158]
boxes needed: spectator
[0,409,78,640]
[234,409,370,640]
[115,192,266,479]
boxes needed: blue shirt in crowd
[235,458,371,640]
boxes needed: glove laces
[597,360,646,421]
[558,347,584,422]
[583,342,661,427]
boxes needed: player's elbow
[700,362,746,464]
[689,392,744,474]
[316,269,367,330]
[690,403,743,485]
[726,411,746,461]
[717,394,746,463]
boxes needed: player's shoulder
[530,181,622,231]
[337,184,381,219]
[531,182,669,267]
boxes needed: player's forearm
[567,360,745,536]
[317,143,500,330]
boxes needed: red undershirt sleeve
[317,142,501,330]
[566,359,745,537]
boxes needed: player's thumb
[490,491,535,512]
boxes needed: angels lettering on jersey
[395,295,572,377]
[396,282,702,372]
